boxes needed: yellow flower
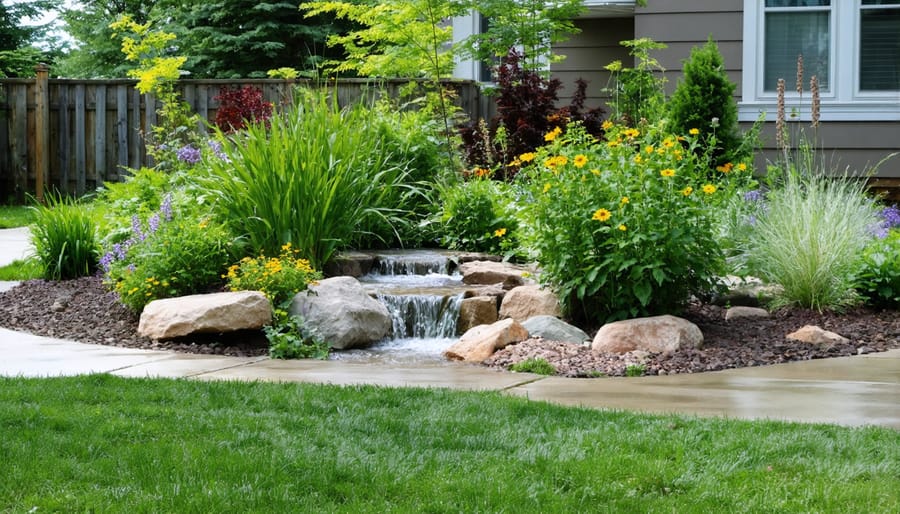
[543,183,552,193]
[607,139,620,148]
[660,168,676,177]
[519,152,536,163]
[702,184,717,195]
[282,243,292,252]
[623,128,640,139]
[737,162,748,172]
[474,167,491,178]
[689,128,700,135]
[601,120,614,130]
[493,227,507,238]
[573,154,588,168]
[590,169,601,176]
[644,145,655,154]
[198,219,209,229]
[663,138,675,148]
[618,224,627,231]
[620,196,630,205]
[544,155,568,169]
[682,186,693,196]
[592,208,611,222]
[634,155,643,164]
[544,126,562,142]
[716,162,734,174]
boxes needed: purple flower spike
[160,193,173,222]
[113,243,126,261]
[148,213,160,234]
[743,189,764,203]
[99,252,115,272]
[880,205,900,229]
[131,215,145,241]
[177,145,202,165]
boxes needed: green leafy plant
[625,364,646,377]
[604,38,668,126]
[744,170,879,311]
[520,121,754,325]
[667,37,746,168]
[224,243,322,307]
[265,310,331,360]
[509,357,556,375]
[30,194,100,280]
[854,229,900,309]
[197,89,421,270]
[438,176,518,255]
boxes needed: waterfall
[377,293,463,339]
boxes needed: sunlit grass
[2,375,897,512]
[0,258,42,281]
[0,205,34,228]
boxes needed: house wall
[630,0,899,182]
[550,18,634,113]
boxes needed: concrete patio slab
[111,353,269,379]
[195,358,540,391]
[0,227,31,267]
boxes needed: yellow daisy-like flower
[660,168,676,177]
[592,208,612,222]
[573,154,588,168]
[618,224,627,231]
[620,196,630,205]
[737,162,748,172]
[519,152,536,163]
[544,155,568,169]
[682,186,693,196]
[623,128,640,139]
[544,126,562,142]
[663,138,675,148]
[607,139,620,148]
[493,227,507,238]
[601,120,614,130]
[634,155,643,164]
[702,184,717,195]
[689,128,700,135]
[543,183,552,194]
[644,145,655,154]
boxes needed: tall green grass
[745,170,879,310]
[198,89,421,270]
[29,194,100,280]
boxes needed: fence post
[34,63,50,203]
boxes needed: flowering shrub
[224,243,322,306]
[102,199,236,312]
[855,229,900,309]
[214,85,273,133]
[438,175,519,255]
[519,121,753,325]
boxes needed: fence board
[58,85,70,193]
[130,88,140,171]
[11,85,28,203]
[74,84,86,195]
[94,86,106,185]
[116,85,128,178]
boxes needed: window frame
[740,0,900,122]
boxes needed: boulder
[459,261,531,290]
[786,325,849,345]
[591,315,703,354]
[323,251,375,278]
[521,315,589,345]
[457,296,498,334]
[289,276,392,350]
[138,291,272,340]
[444,318,529,362]
[499,285,561,321]
[725,306,770,321]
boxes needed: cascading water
[332,250,469,364]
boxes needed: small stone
[725,306,769,321]
[786,325,849,345]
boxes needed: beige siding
[550,18,634,112]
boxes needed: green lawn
[2,375,897,512]
[0,205,33,228]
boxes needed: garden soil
[0,276,898,377]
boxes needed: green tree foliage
[301,0,461,78]
[0,0,62,77]
[667,37,745,166]
[56,0,157,78]
[158,0,350,78]
[457,0,584,74]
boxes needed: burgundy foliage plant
[214,86,274,133]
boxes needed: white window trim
[740,0,900,122]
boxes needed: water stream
[330,251,468,364]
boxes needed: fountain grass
[2,375,898,512]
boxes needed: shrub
[224,243,322,307]
[854,229,900,309]
[102,205,237,312]
[197,89,422,269]
[437,176,518,255]
[604,38,667,126]
[30,194,100,280]
[667,37,746,168]
[509,357,556,375]
[520,121,754,325]
[214,85,273,133]
[459,49,604,179]
[265,311,330,360]
[744,170,880,311]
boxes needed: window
[741,0,900,121]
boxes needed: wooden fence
[0,68,488,203]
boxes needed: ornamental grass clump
[30,194,100,280]
[198,89,420,270]
[519,121,754,325]
[744,170,880,311]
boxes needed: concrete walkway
[1,228,898,429]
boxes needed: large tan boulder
[138,291,272,340]
[444,318,529,362]
[457,296,498,334]
[591,315,703,354]
[499,285,561,322]
[459,261,531,290]
[786,325,849,345]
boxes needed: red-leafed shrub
[459,49,605,180]
[214,86,273,133]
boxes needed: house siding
[632,0,900,181]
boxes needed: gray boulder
[289,276,392,350]
[138,291,272,340]
[521,315,590,345]
[591,315,703,354]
